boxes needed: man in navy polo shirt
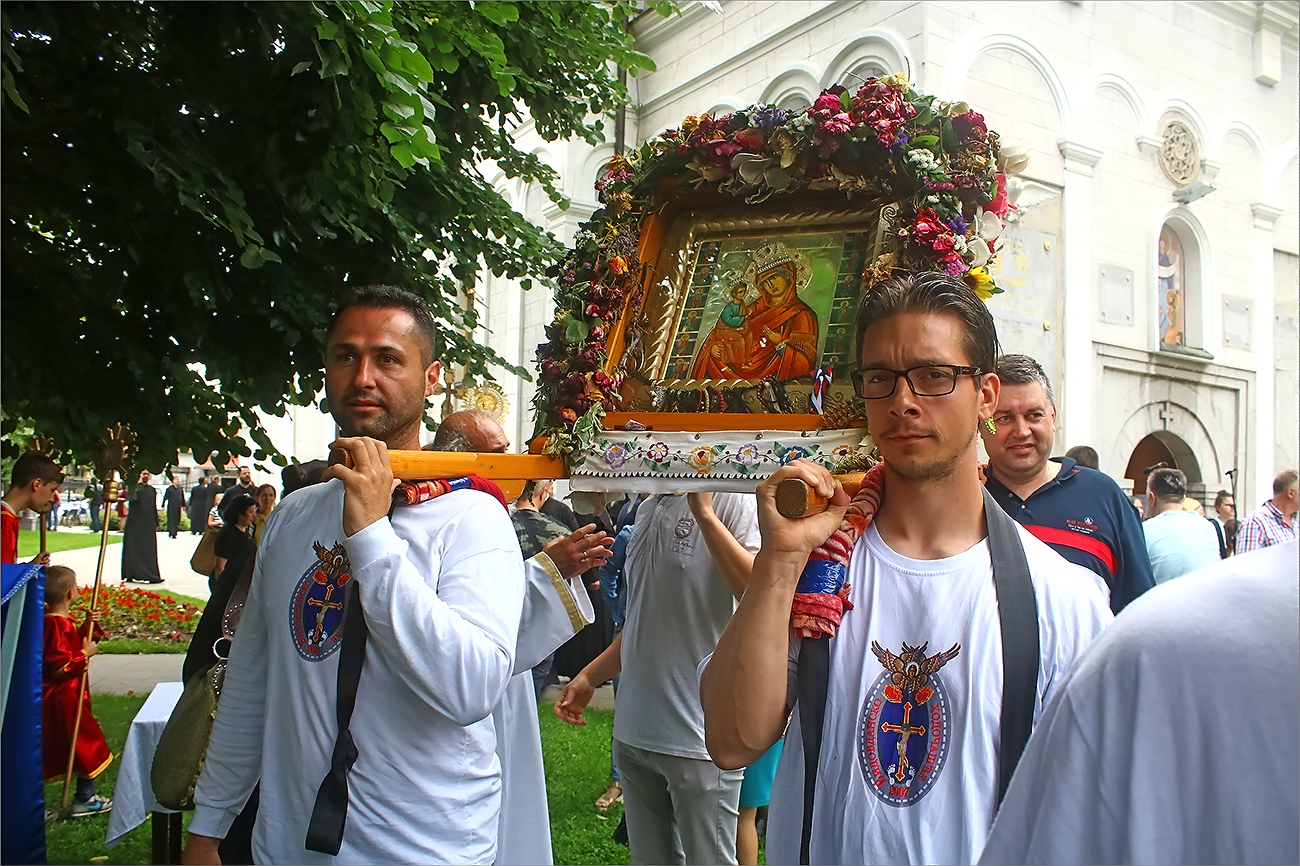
[981,354,1154,612]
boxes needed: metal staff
[61,425,133,808]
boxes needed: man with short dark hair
[2,451,62,564]
[187,285,526,864]
[162,475,186,538]
[981,353,1154,613]
[1209,488,1235,558]
[1236,469,1298,553]
[188,473,218,535]
[1063,445,1099,470]
[702,273,1111,865]
[1142,468,1220,584]
[216,466,256,520]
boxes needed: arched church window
[849,61,889,85]
[1157,225,1186,348]
[778,93,811,112]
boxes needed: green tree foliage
[2,1,663,470]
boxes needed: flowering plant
[536,76,1025,453]
[70,584,201,647]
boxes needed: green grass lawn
[540,704,629,865]
[44,693,192,865]
[18,529,122,558]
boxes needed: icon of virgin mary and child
[691,241,820,380]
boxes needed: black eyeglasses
[851,365,983,399]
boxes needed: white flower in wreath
[603,442,632,471]
[645,441,670,465]
[733,442,762,468]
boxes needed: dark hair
[227,493,258,521]
[281,459,328,497]
[1147,467,1187,501]
[45,565,77,604]
[1213,488,1233,509]
[10,451,64,488]
[855,272,1000,372]
[1274,469,1299,495]
[327,284,440,366]
[1065,445,1099,470]
[993,354,1056,406]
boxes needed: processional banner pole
[60,424,134,808]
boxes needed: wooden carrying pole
[61,471,117,807]
[330,448,862,519]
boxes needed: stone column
[1057,139,1105,451]
[1250,202,1283,506]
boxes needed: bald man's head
[432,410,509,453]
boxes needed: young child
[42,565,113,817]
[2,451,62,565]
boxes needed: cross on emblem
[880,701,928,783]
[306,584,345,643]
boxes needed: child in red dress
[43,565,113,817]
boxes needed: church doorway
[1124,432,1202,496]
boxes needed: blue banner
[2,564,46,864]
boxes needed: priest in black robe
[121,470,162,584]
[161,475,186,538]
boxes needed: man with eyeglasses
[702,272,1111,865]
[980,354,1154,613]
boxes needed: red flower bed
[70,584,201,646]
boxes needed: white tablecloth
[105,681,183,848]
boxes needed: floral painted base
[568,427,870,493]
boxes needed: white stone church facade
[469,0,1298,511]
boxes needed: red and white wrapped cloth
[790,462,886,638]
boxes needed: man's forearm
[579,630,623,685]
[701,548,802,769]
[695,507,755,598]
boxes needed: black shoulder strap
[796,635,830,866]
[982,485,1040,804]
[796,490,1040,863]
[304,586,368,855]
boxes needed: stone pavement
[89,653,184,696]
[49,526,213,601]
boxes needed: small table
[104,681,184,863]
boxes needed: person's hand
[554,671,595,726]
[29,551,51,566]
[182,833,223,865]
[83,637,97,658]
[687,491,715,521]
[321,437,399,537]
[977,462,988,485]
[754,459,850,561]
[542,524,612,579]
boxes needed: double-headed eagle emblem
[871,640,961,705]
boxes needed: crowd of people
[2,278,1295,865]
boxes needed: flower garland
[536,75,1028,456]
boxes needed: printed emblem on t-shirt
[288,540,354,661]
[1065,517,1098,535]
[672,515,697,554]
[858,640,960,806]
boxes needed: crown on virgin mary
[751,242,799,275]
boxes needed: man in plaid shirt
[1236,469,1298,553]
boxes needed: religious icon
[1157,226,1185,347]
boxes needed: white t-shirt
[1143,510,1220,583]
[191,480,524,865]
[615,493,760,760]
[979,540,1299,865]
[767,521,1112,866]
